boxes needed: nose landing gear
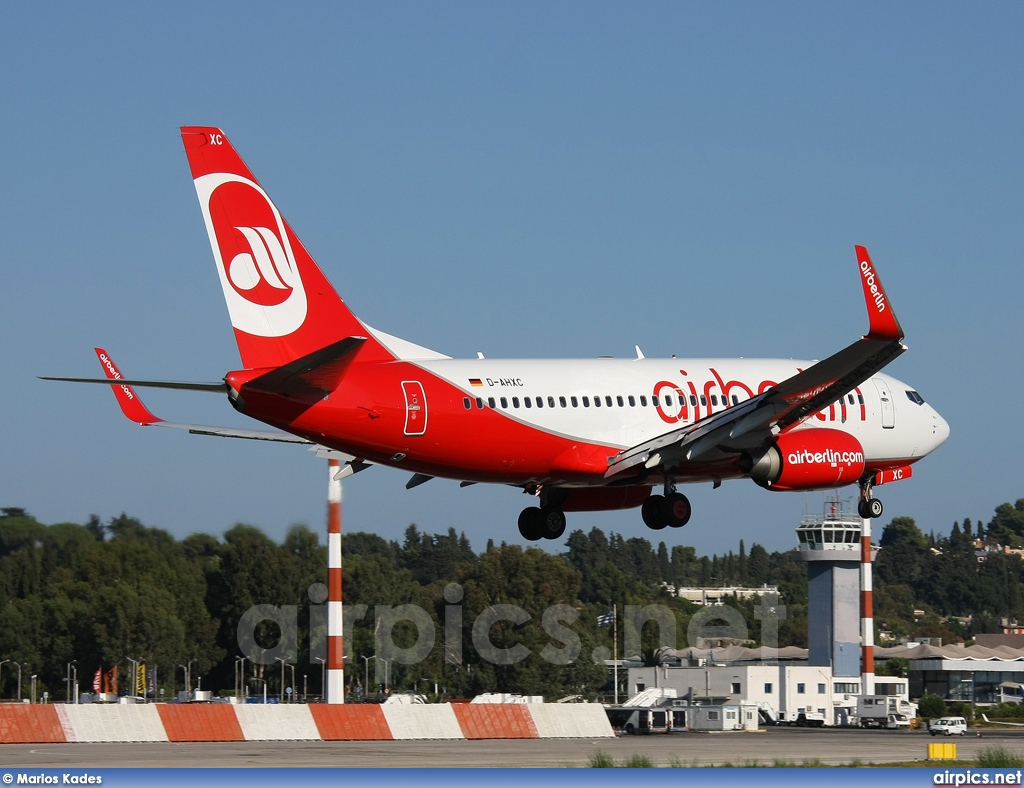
[857,478,884,519]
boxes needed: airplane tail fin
[180,127,391,370]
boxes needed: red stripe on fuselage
[231,360,620,484]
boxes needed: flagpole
[613,603,618,705]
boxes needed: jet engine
[741,428,866,491]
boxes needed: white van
[930,716,967,736]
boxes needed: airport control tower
[792,497,877,678]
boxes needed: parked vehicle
[886,713,910,729]
[929,716,967,736]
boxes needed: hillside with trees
[1,498,1023,702]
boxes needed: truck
[857,695,901,728]
[606,705,687,734]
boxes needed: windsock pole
[861,515,874,696]
[327,459,344,703]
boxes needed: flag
[597,611,615,627]
[146,667,157,697]
[136,664,146,696]
[469,378,483,387]
[104,667,118,694]
[93,667,102,693]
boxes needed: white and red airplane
[45,127,949,541]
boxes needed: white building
[629,663,857,725]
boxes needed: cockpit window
[905,390,925,405]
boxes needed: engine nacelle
[742,429,865,491]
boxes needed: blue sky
[2,2,1021,557]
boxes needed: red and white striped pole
[860,515,875,696]
[327,459,344,703]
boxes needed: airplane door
[402,381,428,436]
[872,378,895,429]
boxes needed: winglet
[94,348,162,425]
[856,246,903,341]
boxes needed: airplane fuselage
[231,354,947,490]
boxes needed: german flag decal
[469,378,483,387]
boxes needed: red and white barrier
[310,704,393,740]
[527,704,614,738]
[157,704,244,742]
[234,705,319,740]
[0,705,65,744]
[56,704,167,742]
[0,702,612,743]
[453,703,539,739]
[381,703,463,739]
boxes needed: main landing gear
[641,483,691,530]
[517,483,691,542]
[518,506,566,541]
[857,478,884,519]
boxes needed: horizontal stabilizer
[39,375,226,393]
[246,336,367,396]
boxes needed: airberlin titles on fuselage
[470,367,865,426]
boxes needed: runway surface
[3,728,1023,768]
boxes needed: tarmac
[2,727,1022,768]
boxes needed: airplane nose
[929,408,950,451]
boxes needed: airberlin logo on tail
[228,226,294,301]
[860,258,887,314]
[192,172,308,337]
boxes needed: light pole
[30,674,37,704]
[14,663,23,702]
[315,656,325,701]
[361,655,376,697]
[289,664,296,704]
[65,660,78,704]
[275,657,286,702]
[962,677,976,723]
[0,659,9,700]
[178,664,189,699]
[235,657,246,699]
[125,657,140,699]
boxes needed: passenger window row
[462,392,745,411]
[463,389,866,413]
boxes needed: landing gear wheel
[858,498,884,519]
[518,508,544,541]
[538,506,566,539]
[665,493,691,528]
[642,495,668,529]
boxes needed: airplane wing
[606,246,906,480]
[981,714,1024,727]
[42,348,372,477]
